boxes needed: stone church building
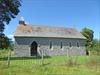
[14,18,86,56]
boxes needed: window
[50,42,52,49]
[77,42,79,47]
[61,42,62,49]
[69,42,72,47]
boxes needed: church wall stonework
[14,37,86,56]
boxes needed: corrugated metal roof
[14,25,86,39]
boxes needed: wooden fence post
[7,49,11,67]
[41,50,44,65]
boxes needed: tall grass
[0,49,100,75]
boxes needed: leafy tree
[0,36,11,49]
[93,39,100,53]
[87,39,100,55]
[0,0,21,49]
[0,0,21,28]
[81,28,94,47]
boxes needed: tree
[87,39,100,55]
[92,39,100,55]
[0,0,21,28]
[81,28,94,47]
[0,0,21,49]
[0,35,12,49]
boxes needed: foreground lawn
[0,50,100,75]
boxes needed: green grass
[0,50,100,75]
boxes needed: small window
[69,42,72,47]
[50,42,52,49]
[77,42,79,47]
[61,42,62,49]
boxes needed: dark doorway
[86,50,89,56]
[31,41,38,56]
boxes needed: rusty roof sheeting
[14,25,86,39]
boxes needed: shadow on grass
[0,56,51,61]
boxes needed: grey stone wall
[14,37,86,56]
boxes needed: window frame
[77,42,79,47]
[50,42,52,49]
[69,42,72,47]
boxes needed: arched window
[61,42,62,49]
[77,42,79,47]
[50,42,52,49]
[69,42,72,47]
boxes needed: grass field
[0,50,100,75]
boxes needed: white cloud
[25,21,29,24]
[7,34,15,41]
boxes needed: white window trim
[51,46,53,50]
[61,47,64,50]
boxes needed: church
[14,17,86,56]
